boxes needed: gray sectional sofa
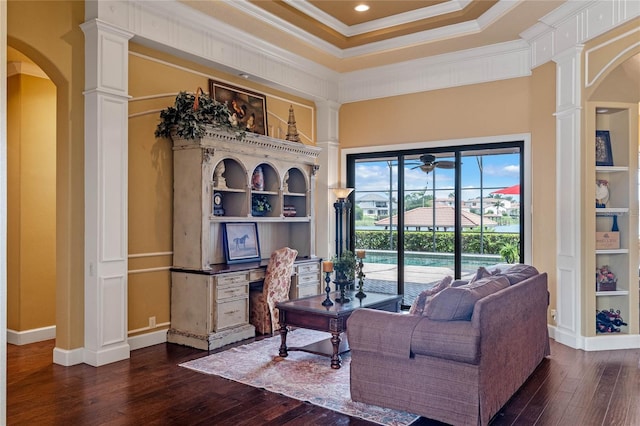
[347,264,550,426]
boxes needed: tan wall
[339,78,531,147]
[529,62,558,322]
[8,0,85,349]
[127,43,315,334]
[7,73,57,331]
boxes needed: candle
[356,250,366,259]
[322,260,334,272]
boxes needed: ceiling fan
[411,154,456,173]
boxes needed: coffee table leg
[279,327,288,357]
[330,332,341,369]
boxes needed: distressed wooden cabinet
[168,128,322,350]
[290,259,322,299]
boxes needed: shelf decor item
[595,130,613,166]
[595,179,609,208]
[213,191,225,216]
[209,79,267,135]
[222,222,261,264]
[596,309,627,333]
[595,231,620,249]
[251,194,271,216]
[252,166,265,191]
[596,265,617,291]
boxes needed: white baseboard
[7,325,56,345]
[83,342,131,367]
[53,346,85,366]
[583,334,640,351]
[128,328,168,351]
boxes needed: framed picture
[222,222,261,264]
[595,130,613,166]
[209,80,267,135]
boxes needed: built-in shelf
[587,101,639,340]
[596,290,630,297]
[595,208,629,216]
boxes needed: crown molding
[339,40,531,103]
[225,0,519,59]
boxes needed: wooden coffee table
[276,292,402,369]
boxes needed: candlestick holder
[355,257,366,298]
[334,279,350,304]
[321,271,334,306]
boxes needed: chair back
[264,247,298,331]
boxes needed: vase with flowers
[251,194,272,216]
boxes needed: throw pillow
[451,279,469,287]
[424,275,510,321]
[409,275,453,315]
[497,264,539,285]
[468,266,501,284]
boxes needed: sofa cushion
[410,317,481,364]
[409,276,452,315]
[497,264,539,285]
[424,275,510,321]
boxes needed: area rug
[180,328,420,426]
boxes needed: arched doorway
[6,47,57,346]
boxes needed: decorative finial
[285,105,301,143]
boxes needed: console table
[276,292,402,369]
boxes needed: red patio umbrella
[491,184,520,195]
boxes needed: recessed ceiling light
[596,108,609,114]
[239,73,250,79]
[355,4,369,12]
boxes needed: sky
[354,153,521,202]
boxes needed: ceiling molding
[283,0,471,37]
[226,0,519,59]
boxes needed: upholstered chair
[249,247,298,334]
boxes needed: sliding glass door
[348,142,523,306]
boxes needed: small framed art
[595,130,613,166]
[222,222,261,264]
[209,80,267,135]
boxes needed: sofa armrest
[347,308,422,359]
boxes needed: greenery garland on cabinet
[155,89,245,140]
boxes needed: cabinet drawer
[249,269,265,282]
[215,298,248,331]
[297,283,320,298]
[216,283,248,301]
[298,272,320,286]
[296,262,319,275]
[217,273,249,286]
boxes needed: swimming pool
[363,250,502,272]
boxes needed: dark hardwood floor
[7,337,640,425]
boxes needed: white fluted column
[81,19,133,366]
[315,100,341,260]
[552,46,584,349]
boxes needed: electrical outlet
[149,316,156,328]
[550,309,557,322]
